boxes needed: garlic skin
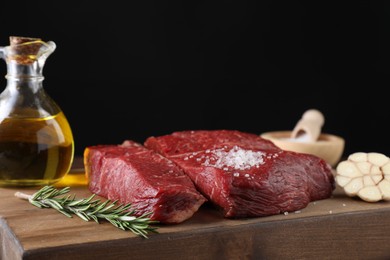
[336,152,390,202]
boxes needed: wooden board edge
[16,208,390,260]
[0,217,24,260]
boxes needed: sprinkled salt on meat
[201,146,265,170]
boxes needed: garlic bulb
[336,152,390,202]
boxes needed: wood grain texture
[1,165,390,259]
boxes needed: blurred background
[1,1,389,157]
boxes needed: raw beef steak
[84,141,206,224]
[145,130,335,218]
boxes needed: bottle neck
[5,77,44,93]
[4,61,45,92]
[5,59,44,78]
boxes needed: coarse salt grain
[202,146,265,171]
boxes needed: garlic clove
[368,152,389,167]
[363,176,375,186]
[378,180,390,200]
[371,174,383,185]
[336,161,362,178]
[335,175,351,187]
[348,152,368,162]
[371,165,381,175]
[344,178,363,196]
[381,162,390,175]
[358,186,382,202]
[356,161,371,175]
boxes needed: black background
[1,1,389,157]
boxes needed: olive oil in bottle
[0,36,74,186]
[0,112,74,186]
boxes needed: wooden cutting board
[1,164,390,260]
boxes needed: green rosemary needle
[14,186,159,238]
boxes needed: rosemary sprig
[15,186,159,238]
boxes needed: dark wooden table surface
[1,158,390,260]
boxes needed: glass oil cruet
[0,36,74,186]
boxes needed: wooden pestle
[291,109,325,142]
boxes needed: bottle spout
[38,41,56,63]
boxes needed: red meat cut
[84,140,206,224]
[144,130,335,218]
